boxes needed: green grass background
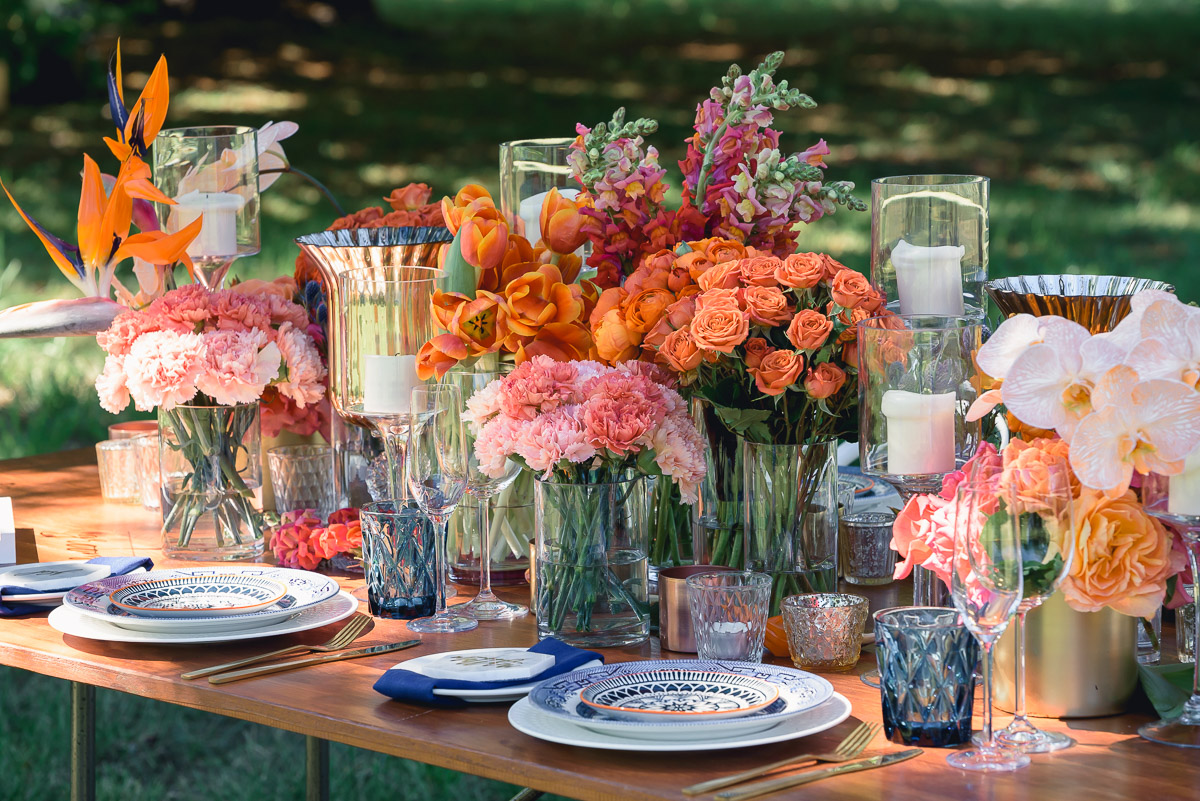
[0,0,1197,797]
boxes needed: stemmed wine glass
[992,458,1076,752]
[406,384,475,634]
[1138,470,1200,748]
[947,467,1028,772]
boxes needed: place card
[418,648,555,682]
[0,498,14,566]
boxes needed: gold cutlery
[181,614,372,680]
[713,748,922,801]
[208,640,421,685]
[682,721,880,795]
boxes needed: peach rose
[740,286,793,327]
[592,308,642,363]
[1000,437,1080,515]
[786,309,834,351]
[384,183,432,211]
[588,286,625,329]
[804,363,847,399]
[738,255,783,287]
[1060,488,1185,618]
[829,268,873,309]
[743,337,776,369]
[643,317,673,349]
[625,288,675,333]
[690,306,750,353]
[660,328,704,372]
[694,288,742,312]
[666,295,697,328]
[697,261,741,292]
[750,349,804,396]
[678,251,716,281]
[836,306,873,343]
[820,254,848,281]
[640,248,677,274]
[624,262,671,296]
[775,253,825,289]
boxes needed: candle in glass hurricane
[363,354,419,416]
[499,138,576,241]
[890,240,966,316]
[880,390,957,475]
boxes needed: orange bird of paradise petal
[105,41,170,163]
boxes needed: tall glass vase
[691,400,745,569]
[649,477,693,569]
[534,471,652,647]
[158,402,264,560]
[742,438,838,615]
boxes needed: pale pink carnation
[212,290,272,332]
[97,310,158,357]
[124,330,206,411]
[499,355,582,421]
[95,354,130,414]
[464,379,505,431]
[195,329,281,406]
[148,284,211,332]
[650,415,707,503]
[264,294,310,331]
[474,415,531,477]
[274,322,327,407]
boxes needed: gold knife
[208,640,420,685]
[714,749,922,801]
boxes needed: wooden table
[1,449,1197,801]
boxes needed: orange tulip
[416,333,470,380]
[431,289,471,330]
[104,42,170,164]
[593,308,642,364]
[580,279,601,323]
[538,188,588,254]
[440,186,494,236]
[504,264,583,338]
[459,206,510,272]
[515,322,593,363]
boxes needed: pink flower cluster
[94,284,326,413]
[468,355,706,501]
[270,507,362,571]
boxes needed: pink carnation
[261,392,331,440]
[650,416,707,503]
[515,407,597,475]
[581,396,656,456]
[95,354,130,414]
[499,355,582,421]
[475,415,531,477]
[123,330,206,411]
[264,294,310,330]
[464,379,504,430]
[195,329,281,406]
[97,310,158,357]
[274,322,327,407]
[212,290,272,332]
[148,284,211,332]
[891,493,956,588]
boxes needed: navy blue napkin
[0,556,154,617]
[373,638,604,708]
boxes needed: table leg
[70,682,96,801]
[506,789,545,801]
[306,735,330,801]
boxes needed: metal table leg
[70,682,96,801]
[306,735,330,801]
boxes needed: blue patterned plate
[580,669,779,721]
[530,660,833,742]
[109,574,288,618]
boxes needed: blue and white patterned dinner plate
[109,574,288,618]
[64,566,340,634]
[529,660,833,742]
[579,668,779,721]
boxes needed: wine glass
[992,458,1077,752]
[1138,469,1200,748]
[448,366,527,620]
[406,384,475,634]
[946,467,1028,772]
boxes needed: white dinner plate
[508,692,851,752]
[393,648,603,703]
[0,561,112,591]
[48,590,358,644]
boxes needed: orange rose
[830,268,873,309]
[538,188,588,254]
[787,309,835,351]
[704,238,747,264]
[666,295,697,328]
[459,206,510,272]
[504,264,582,338]
[640,248,677,274]
[593,308,642,363]
[741,286,793,327]
[820,254,848,281]
[625,288,675,333]
[660,328,704,372]
[697,261,741,292]
[841,339,859,369]
[694,288,742,312]
[743,337,776,369]
[589,287,625,328]
[836,306,872,343]
[775,253,825,289]
[667,262,694,294]
[643,317,673,349]
[738,255,783,287]
[678,251,715,281]
[750,349,804,396]
[690,306,750,353]
[384,183,432,211]
[416,333,470,380]
[804,363,847,399]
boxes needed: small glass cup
[268,445,337,519]
[686,571,772,663]
[839,511,897,585]
[108,420,158,440]
[96,439,139,504]
[781,593,869,672]
[360,501,438,620]
[134,434,161,511]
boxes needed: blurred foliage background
[0,1,1197,799]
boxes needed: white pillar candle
[517,187,579,245]
[891,239,966,316]
[881,390,957,475]
[1169,448,1200,516]
[363,354,419,415]
[174,191,244,259]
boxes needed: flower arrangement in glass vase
[271,508,362,570]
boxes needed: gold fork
[181,614,372,680]
[681,721,881,796]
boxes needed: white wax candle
[1169,448,1200,516]
[891,239,966,315]
[363,354,419,415]
[517,187,579,245]
[881,390,957,475]
[174,191,243,259]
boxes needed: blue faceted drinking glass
[360,501,437,619]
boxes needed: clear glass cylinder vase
[691,400,745,569]
[158,403,264,560]
[534,471,652,647]
[742,438,839,615]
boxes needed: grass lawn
[0,0,1197,798]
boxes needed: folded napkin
[0,556,154,618]
[373,638,604,708]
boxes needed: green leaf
[712,404,773,436]
[439,226,478,298]
[1139,662,1193,719]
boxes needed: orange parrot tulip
[503,264,583,339]
[104,41,170,165]
[416,333,471,380]
[538,188,588,255]
[459,206,510,272]
[515,322,593,363]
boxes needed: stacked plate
[47,566,356,644]
[508,660,852,751]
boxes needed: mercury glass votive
[839,511,897,586]
[781,593,869,673]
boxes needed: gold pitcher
[993,593,1139,718]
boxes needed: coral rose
[743,337,775,369]
[660,328,704,372]
[384,183,432,211]
[820,254,848,281]
[741,286,793,327]
[588,286,625,329]
[830,268,873,309]
[694,288,742,312]
[640,248,677,275]
[775,253,825,289]
[594,308,642,363]
[625,288,675,334]
[1060,488,1184,617]
[689,306,750,353]
[738,255,783,287]
[665,295,697,328]
[697,261,741,291]
[787,309,834,351]
[750,349,804,396]
[804,363,847,399]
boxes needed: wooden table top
[1,448,1196,801]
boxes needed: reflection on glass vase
[158,403,264,560]
[534,471,652,647]
[691,400,745,569]
[742,438,838,615]
[449,470,534,586]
